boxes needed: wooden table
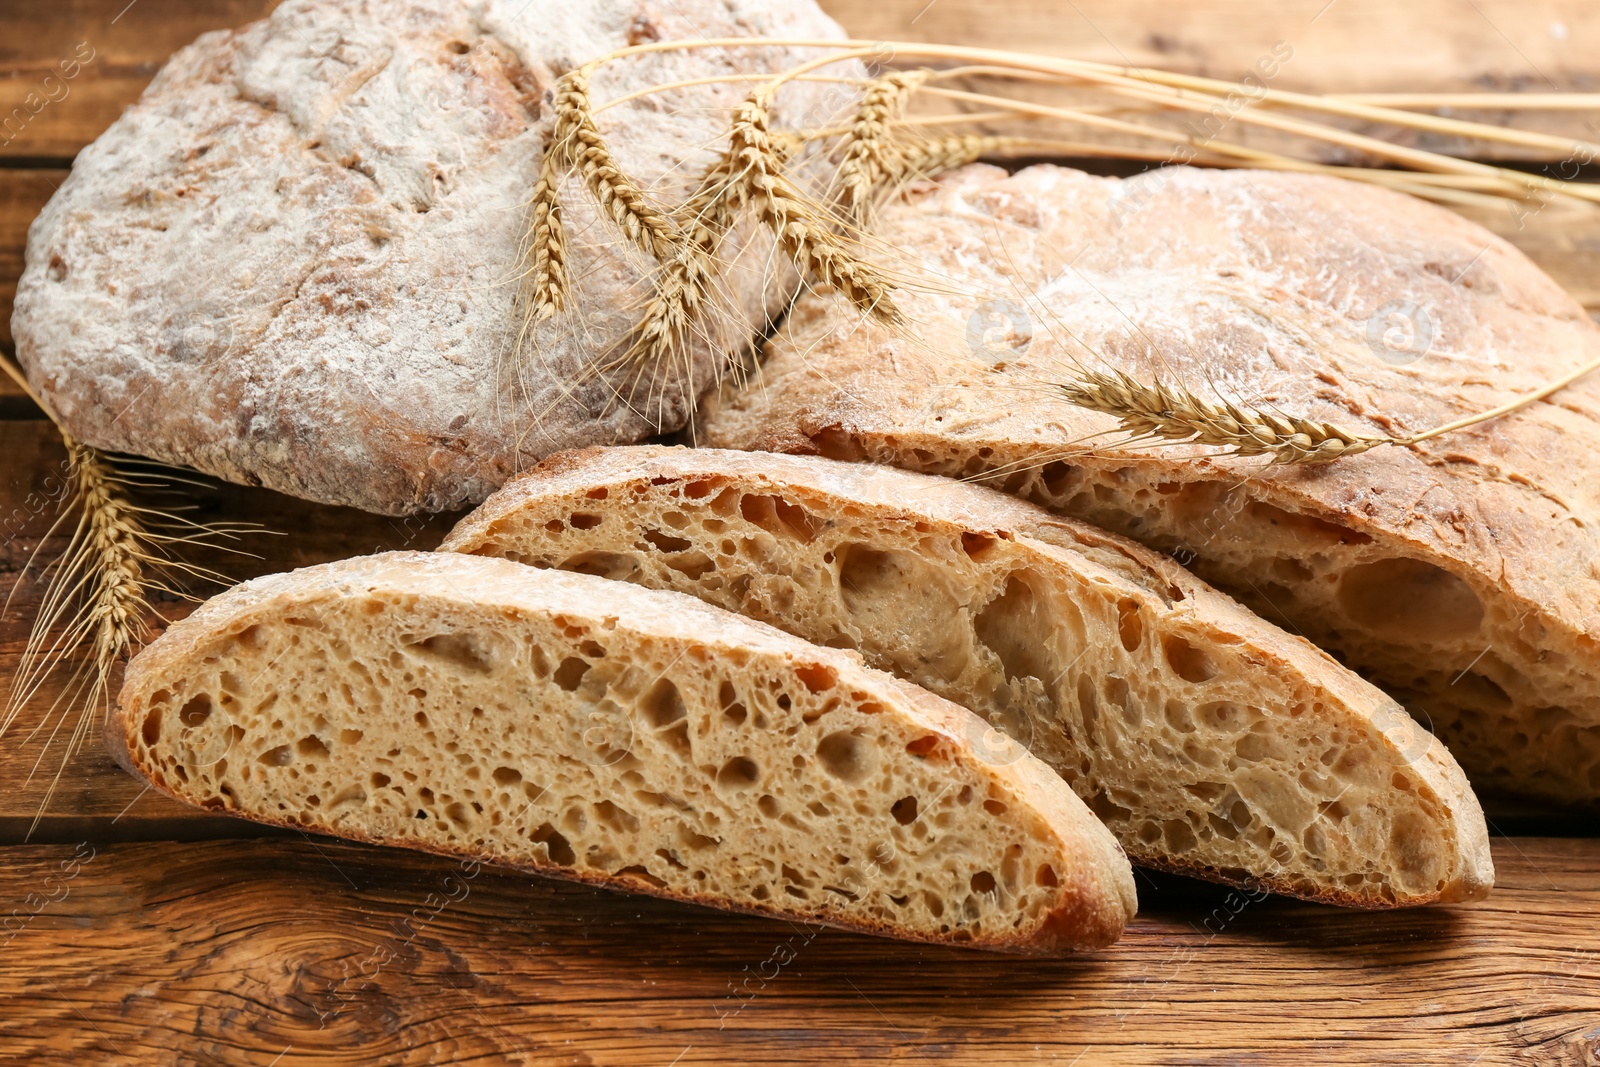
[3,3,1599,1063]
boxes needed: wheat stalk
[553,70,684,260]
[1059,347,1600,463]
[0,357,259,833]
[726,88,904,326]
[1057,369,1392,464]
[523,146,570,326]
[610,134,811,423]
[891,133,1008,180]
[837,69,930,218]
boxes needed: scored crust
[443,445,1494,907]
[109,552,1137,955]
[700,163,1600,807]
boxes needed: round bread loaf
[14,0,845,514]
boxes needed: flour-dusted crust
[15,0,844,515]
[444,445,1493,906]
[109,551,1137,955]
[700,164,1600,807]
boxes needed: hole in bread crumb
[595,800,640,832]
[758,795,781,818]
[142,708,163,747]
[816,730,872,782]
[905,735,939,757]
[1164,700,1195,733]
[961,532,998,560]
[531,823,575,865]
[560,551,640,581]
[493,766,521,786]
[974,572,1055,685]
[297,736,330,760]
[179,694,213,727]
[371,773,391,788]
[614,865,667,889]
[983,799,1008,816]
[1199,702,1242,730]
[569,513,602,530]
[641,679,687,728]
[795,665,837,693]
[740,494,821,542]
[410,632,500,674]
[258,745,292,767]
[971,871,997,895]
[1116,599,1143,652]
[1162,635,1217,683]
[890,796,918,825]
[642,530,692,553]
[1337,558,1484,642]
[340,729,363,745]
[1036,864,1059,887]
[717,757,760,790]
[553,657,590,692]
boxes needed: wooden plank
[0,0,275,162]
[0,169,65,356]
[0,836,1594,1064]
[1456,194,1600,310]
[822,0,1600,162]
[2,0,1599,163]
[0,420,461,842]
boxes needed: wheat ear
[1057,369,1390,464]
[554,70,684,260]
[893,133,1009,180]
[614,137,810,422]
[728,88,904,325]
[0,357,259,831]
[836,69,930,218]
[523,146,570,326]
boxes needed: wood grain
[0,169,65,355]
[2,0,1599,163]
[0,836,1595,1065]
[826,0,1600,162]
[0,420,461,843]
[0,0,276,162]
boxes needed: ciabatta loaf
[442,446,1493,906]
[109,552,1136,954]
[700,163,1600,807]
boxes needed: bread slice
[441,445,1493,907]
[699,162,1600,808]
[108,552,1136,954]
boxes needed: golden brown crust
[700,163,1600,806]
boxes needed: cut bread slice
[108,551,1136,955]
[699,163,1600,808]
[442,445,1494,907]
